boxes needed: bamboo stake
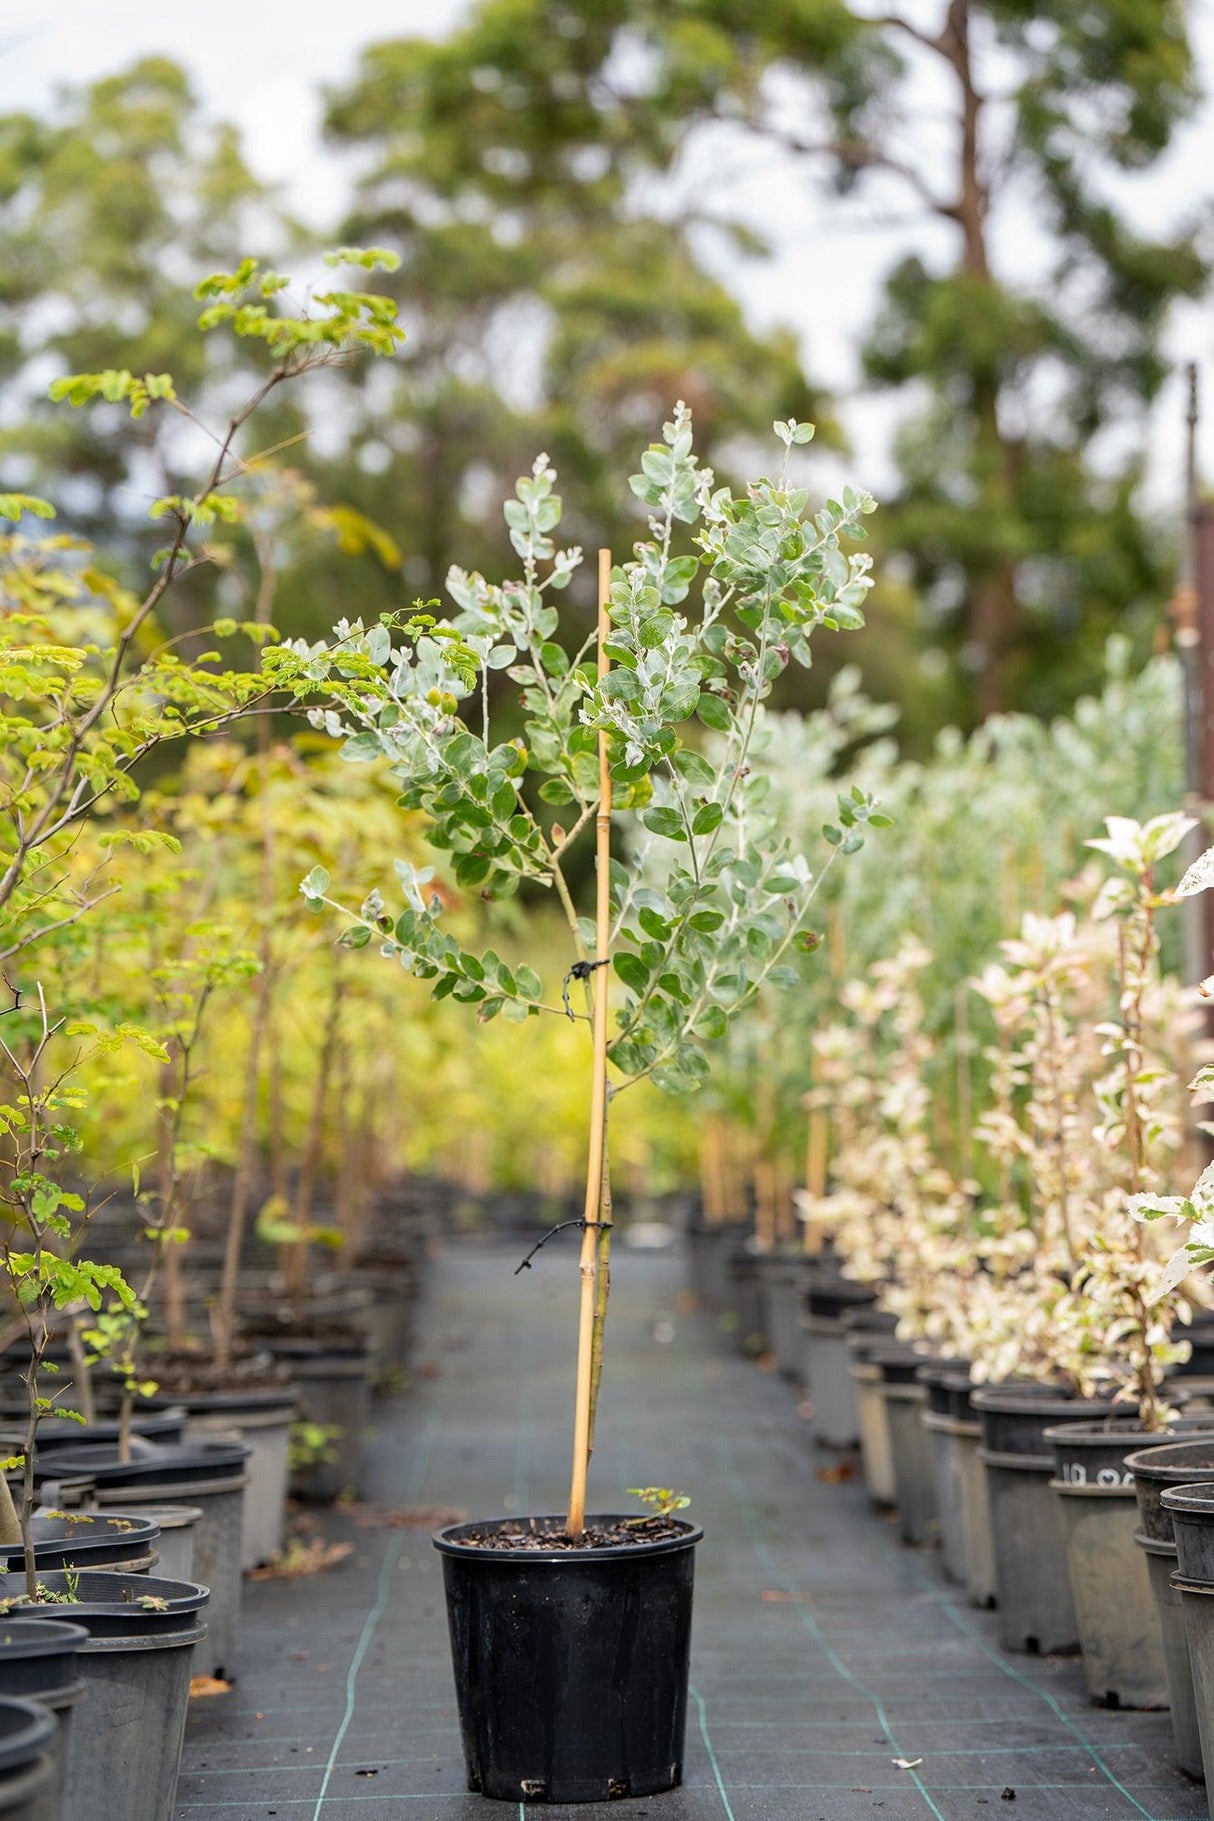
[802,1101,828,1255]
[566,548,613,1540]
[701,1115,725,1226]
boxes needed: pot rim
[0,1694,56,1768]
[1161,1481,1214,1517]
[0,1570,209,1621]
[1042,1418,1168,1446]
[36,1441,250,1484]
[148,1387,296,1414]
[432,1513,703,1564]
[0,1617,89,1655]
[1124,1440,1214,1482]
[972,1383,1130,1418]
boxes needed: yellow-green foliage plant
[0,247,405,1585]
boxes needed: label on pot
[1057,1460,1133,1488]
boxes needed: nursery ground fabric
[176,1239,1209,1821]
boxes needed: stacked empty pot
[0,1619,86,1820]
[972,1384,1129,1655]
[1043,1417,1185,1709]
[801,1273,879,1449]
[37,1439,249,1680]
[918,1362,994,1599]
[151,1385,295,1567]
[873,1344,941,1546]
[756,1253,806,1382]
[1126,1438,1214,1778]
[0,1696,58,1820]
[29,1572,209,1821]
[1161,1479,1214,1785]
[722,1242,766,1358]
[844,1309,900,1505]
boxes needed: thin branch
[762,124,961,221]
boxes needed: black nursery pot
[433,1515,701,1804]
[1172,1311,1214,1380]
[1162,1482,1214,1585]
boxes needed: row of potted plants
[0,1181,426,1821]
[692,808,1214,1789]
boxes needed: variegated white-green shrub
[803,813,1206,1425]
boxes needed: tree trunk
[943,0,1021,715]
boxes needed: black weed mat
[176,1239,1211,1821]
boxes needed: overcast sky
[5,2,1213,507]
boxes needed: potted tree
[0,243,407,1800]
[1034,815,1208,1708]
[298,406,884,1800]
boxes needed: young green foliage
[0,248,404,969]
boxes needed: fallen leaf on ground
[760,1589,815,1603]
[249,1538,353,1580]
[189,1677,231,1698]
[817,1460,857,1483]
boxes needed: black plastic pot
[1173,1569,1214,1790]
[684,1221,714,1308]
[0,1512,160,1574]
[1125,1442,1214,1777]
[13,1410,187,1450]
[801,1276,881,1450]
[699,1224,749,1313]
[723,1246,766,1356]
[38,1443,249,1680]
[874,1345,939,1546]
[803,1272,879,1323]
[32,1440,247,1492]
[264,1335,371,1502]
[0,1696,56,1820]
[19,1572,208,1821]
[434,1515,701,1803]
[1130,1438,1214,1542]
[756,1255,804,1381]
[844,1311,900,1504]
[1162,1482,1214,1584]
[918,1361,972,1582]
[973,1384,1129,1655]
[150,1387,295,1567]
[921,1368,996,1605]
[1172,1311,1214,1379]
[356,1256,417,1385]
[1044,1420,1182,1708]
[0,1620,85,1700]
[0,1619,86,1821]
[13,1570,207,1637]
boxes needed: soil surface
[450,1515,689,1550]
[142,1350,289,1397]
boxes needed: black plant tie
[561,957,608,1021]
[514,1217,614,1276]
